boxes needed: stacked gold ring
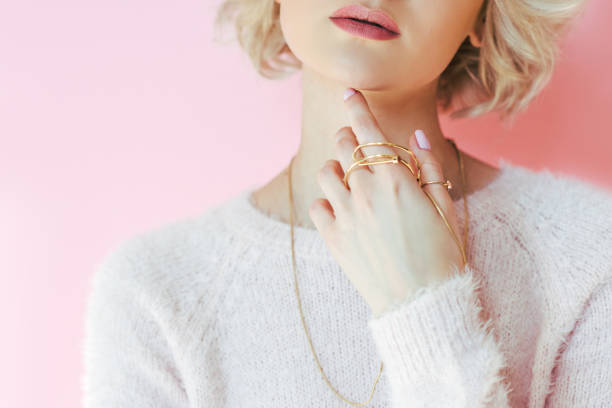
[342,141,467,267]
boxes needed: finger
[332,126,372,188]
[409,129,455,221]
[343,88,397,173]
[308,198,335,235]
[317,158,351,212]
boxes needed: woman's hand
[308,88,465,318]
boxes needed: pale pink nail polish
[343,88,356,101]
[415,129,431,150]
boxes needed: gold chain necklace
[287,139,468,406]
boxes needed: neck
[286,66,465,229]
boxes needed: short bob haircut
[213,0,587,123]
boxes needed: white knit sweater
[81,158,612,407]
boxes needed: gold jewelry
[287,138,468,406]
[342,140,467,266]
[420,179,453,190]
[343,142,420,183]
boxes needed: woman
[82,0,612,406]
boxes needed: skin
[252,0,502,316]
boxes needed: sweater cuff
[367,264,508,404]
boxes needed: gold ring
[343,142,420,189]
[420,179,453,190]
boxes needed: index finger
[343,88,398,161]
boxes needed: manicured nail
[415,129,431,150]
[343,88,356,101]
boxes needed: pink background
[1,1,611,407]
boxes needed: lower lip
[329,17,400,41]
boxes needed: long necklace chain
[287,139,468,406]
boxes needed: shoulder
[95,211,214,285]
[498,159,612,281]
[89,193,246,319]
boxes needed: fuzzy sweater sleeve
[367,264,513,407]
[81,247,189,408]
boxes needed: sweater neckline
[221,158,524,259]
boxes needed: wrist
[370,286,419,319]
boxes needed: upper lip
[329,3,400,35]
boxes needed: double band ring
[342,141,420,188]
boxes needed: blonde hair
[213,0,588,123]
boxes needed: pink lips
[329,3,401,35]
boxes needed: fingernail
[343,88,356,101]
[415,129,431,150]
